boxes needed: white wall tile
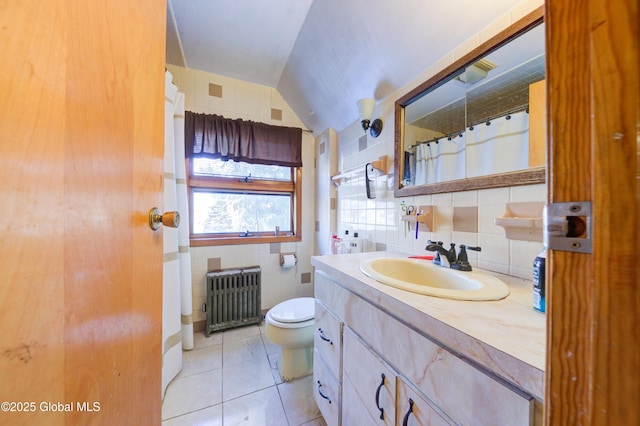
[479,15,512,44]
[172,66,315,315]
[510,0,544,23]
[453,190,478,206]
[511,183,547,202]
[333,0,547,275]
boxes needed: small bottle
[532,246,546,313]
[350,232,361,253]
[341,230,352,254]
[330,234,341,255]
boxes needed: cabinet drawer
[314,300,342,379]
[396,377,453,426]
[343,327,396,425]
[313,349,341,426]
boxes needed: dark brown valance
[185,111,302,167]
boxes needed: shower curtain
[162,71,194,397]
[414,134,466,185]
[466,111,529,178]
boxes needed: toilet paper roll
[282,254,296,268]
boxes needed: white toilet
[265,297,315,381]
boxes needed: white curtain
[162,71,194,397]
[466,111,530,178]
[414,133,466,185]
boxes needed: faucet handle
[452,245,481,271]
[458,244,481,261]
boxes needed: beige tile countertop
[311,251,546,401]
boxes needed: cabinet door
[344,291,534,424]
[343,328,397,425]
[396,377,454,426]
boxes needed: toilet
[265,297,315,381]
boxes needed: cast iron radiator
[205,266,262,335]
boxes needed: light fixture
[357,98,383,138]
[455,58,497,85]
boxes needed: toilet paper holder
[280,252,298,267]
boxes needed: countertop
[311,251,546,401]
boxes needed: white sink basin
[359,257,509,301]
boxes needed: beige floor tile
[177,344,223,379]
[164,328,326,425]
[223,355,276,401]
[223,324,261,343]
[162,404,223,426]
[299,418,327,426]
[195,330,223,348]
[278,375,322,425]
[223,335,267,366]
[259,329,281,356]
[162,369,223,420]
[223,386,288,426]
[266,352,284,385]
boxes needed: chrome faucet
[425,240,481,271]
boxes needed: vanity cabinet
[314,270,537,425]
[343,327,454,425]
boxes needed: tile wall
[166,65,316,329]
[334,0,546,280]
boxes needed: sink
[359,257,509,301]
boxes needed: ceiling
[166,0,524,134]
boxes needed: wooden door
[545,0,639,424]
[0,1,165,424]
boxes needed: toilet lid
[270,297,315,323]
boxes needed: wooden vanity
[311,252,545,425]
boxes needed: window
[189,157,301,246]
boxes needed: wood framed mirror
[394,7,545,197]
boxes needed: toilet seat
[266,297,315,329]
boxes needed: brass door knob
[148,207,180,231]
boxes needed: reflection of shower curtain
[162,71,194,397]
[466,111,529,178]
[414,134,466,185]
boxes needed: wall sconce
[357,98,383,138]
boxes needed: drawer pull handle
[317,380,331,404]
[375,373,386,420]
[402,398,414,426]
[318,328,333,345]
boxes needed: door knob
[148,207,180,231]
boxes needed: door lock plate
[543,202,592,253]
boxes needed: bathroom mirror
[394,8,545,197]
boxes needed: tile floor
[162,323,326,426]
